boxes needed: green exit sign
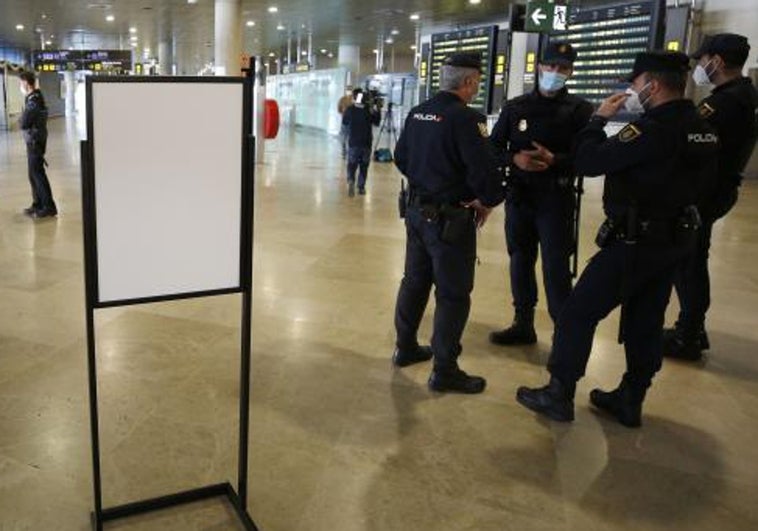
[525,0,569,33]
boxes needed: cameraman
[342,88,381,196]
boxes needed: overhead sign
[526,0,569,32]
[33,50,133,72]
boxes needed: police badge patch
[698,102,715,118]
[478,123,489,138]
[618,124,642,143]
[518,119,528,132]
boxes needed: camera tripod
[372,102,400,162]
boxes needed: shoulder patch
[478,122,489,138]
[698,102,716,118]
[618,124,642,143]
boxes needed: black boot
[392,345,433,368]
[516,377,575,422]
[663,326,705,361]
[489,310,537,346]
[589,377,647,428]
[428,367,486,394]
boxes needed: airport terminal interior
[1,0,758,530]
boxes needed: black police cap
[443,52,483,71]
[541,42,577,66]
[692,33,750,66]
[625,51,690,82]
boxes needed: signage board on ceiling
[33,50,133,72]
[525,0,569,33]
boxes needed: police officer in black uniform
[19,71,58,218]
[489,42,593,346]
[515,52,718,427]
[664,34,758,361]
[342,88,381,197]
[392,53,504,394]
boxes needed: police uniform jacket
[490,88,594,184]
[20,89,48,147]
[394,91,504,207]
[696,77,758,189]
[342,102,381,149]
[574,99,718,222]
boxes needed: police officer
[392,52,504,394]
[19,71,57,218]
[664,34,758,361]
[342,87,381,196]
[489,42,593,346]
[515,52,718,427]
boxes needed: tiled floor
[1,116,757,530]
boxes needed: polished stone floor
[1,116,757,531]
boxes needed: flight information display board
[429,26,498,114]
[33,50,133,72]
[551,1,665,105]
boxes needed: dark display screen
[429,26,498,114]
[33,50,133,72]
[552,1,658,105]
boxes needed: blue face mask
[538,71,568,93]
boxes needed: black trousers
[26,142,56,212]
[672,188,738,337]
[394,206,476,372]
[549,240,691,391]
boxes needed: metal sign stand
[80,59,259,531]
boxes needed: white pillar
[338,44,360,83]
[158,40,172,75]
[214,0,242,76]
[64,70,76,116]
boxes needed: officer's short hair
[439,65,479,91]
[19,71,36,87]
[645,70,687,95]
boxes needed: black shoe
[428,368,486,394]
[30,208,58,219]
[516,377,575,422]
[590,382,644,428]
[23,205,38,216]
[489,324,537,346]
[663,333,703,361]
[392,346,433,368]
[348,181,355,197]
[664,326,710,352]
[358,188,366,195]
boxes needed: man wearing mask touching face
[663,34,758,361]
[515,52,718,428]
[489,42,593,348]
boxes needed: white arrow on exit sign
[531,7,548,26]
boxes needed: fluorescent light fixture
[268,6,278,13]
[246,20,255,27]
[410,14,420,21]
[106,15,115,22]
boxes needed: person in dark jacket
[489,42,594,347]
[392,52,505,394]
[19,71,57,218]
[663,33,758,361]
[515,52,718,427]
[342,88,381,196]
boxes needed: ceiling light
[268,52,276,57]
[188,0,198,3]
[469,0,482,4]
[106,15,115,22]
[16,24,24,31]
[276,24,285,31]
[246,20,255,27]
[320,48,327,54]
[268,6,278,13]
[373,49,378,54]
[410,14,420,21]
[391,29,399,35]
[385,38,394,44]
[45,40,52,46]
[328,53,333,58]
[301,51,308,56]
[410,45,417,50]
[131,43,137,47]
[41,13,47,20]
[129,27,137,33]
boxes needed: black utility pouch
[674,205,702,247]
[595,219,616,248]
[440,205,473,244]
[398,183,408,219]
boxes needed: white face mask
[624,82,651,114]
[692,60,715,86]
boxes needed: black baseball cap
[541,42,577,66]
[625,51,690,82]
[443,52,483,71]
[691,33,750,67]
